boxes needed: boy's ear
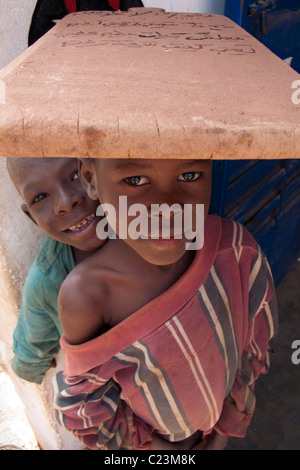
[21,204,38,225]
[79,159,98,201]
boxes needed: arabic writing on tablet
[55,10,256,55]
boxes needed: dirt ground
[227,260,300,450]
[0,367,39,450]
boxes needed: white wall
[142,0,225,14]
[0,156,85,449]
[0,0,37,69]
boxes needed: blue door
[209,1,300,285]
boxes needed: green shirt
[11,236,75,384]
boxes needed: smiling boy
[57,158,212,344]
[7,157,105,384]
[54,157,278,450]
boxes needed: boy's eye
[31,193,48,205]
[72,170,80,181]
[123,175,149,186]
[178,172,202,182]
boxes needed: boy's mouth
[65,212,96,232]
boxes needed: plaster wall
[0,158,86,450]
[0,0,36,69]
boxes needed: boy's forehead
[97,158,212,172]
[7,157,78,191]
[7,157,37,184]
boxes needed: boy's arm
[53,369,154,450]
[12,309,60,384]
[214,249,279,438]
[55,272,155,450]
[12,269,61,384]
[57,270,106,345]
[54,368,205,451]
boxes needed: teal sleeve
[11,264,63,384]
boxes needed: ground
[226,260,300,450]
[0,367,39,450]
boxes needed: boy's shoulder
[217,217,258,254]
[60,247,104,294]
[58,250,108,344]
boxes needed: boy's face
[81,158,212,265]
[14,158,102,252]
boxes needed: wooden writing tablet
[0,8,299,159]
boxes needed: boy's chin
[52,232,104,253]
[129,238,191,267]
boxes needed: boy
[53,157,278,450]
[7,157,105,384]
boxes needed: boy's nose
[55,188,83,215]
[150,186,182,208]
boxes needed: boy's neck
[72,246,100,265]
[103,238,197,322]
[115,238,196,286]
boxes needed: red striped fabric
[64,0,77,13]
[53,217,278,450]
[108,0,120,10]
[64,1,120,13]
